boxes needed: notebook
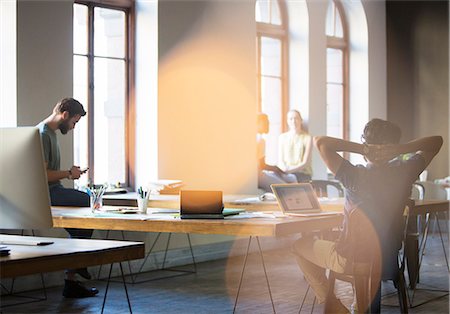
[271,183,340,217]
[180,190,244,219]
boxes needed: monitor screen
[0,127,53,229]
[271,183,321,213]
[277,186,315,211]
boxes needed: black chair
[324,203,410,314]
[309,180,344,198]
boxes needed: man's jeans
[49,184,93,239]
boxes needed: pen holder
[88,185,106,213]
[137,196,148,213]
[90,193,103,213]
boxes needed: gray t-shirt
[335,154,425,277]
[37,122,60,187]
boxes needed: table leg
[408,212,449,307]
[233,236,252,313]
[435,212,450,271]
[101,263,133,314]
[256,237,276,313]
[101,264,113,314]
[233,236,276,313]
[119,263,133,314]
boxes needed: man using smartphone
[37,98,98,298]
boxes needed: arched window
[256,0,288,165]
[326,0,348,140]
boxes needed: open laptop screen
[271,183,321,213]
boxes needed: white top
[278,131,312,176]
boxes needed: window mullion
[87,3,95,183]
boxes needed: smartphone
[81,167,89,173]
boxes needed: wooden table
[0,235,144,278]
[409,199,449,215]
[53,197,448,311]
[405,199,449,307]
[51,202,344,313]
[0,234,144,313]
[52,206,343,237]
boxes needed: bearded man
[37,97,98,298]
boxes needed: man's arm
[314,136,364,175]
[368,136,443,168]
[315,135,443,175]
[45,163,85,182]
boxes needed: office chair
[324,204,409,314]
[309,180,344,198]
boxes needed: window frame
[256,0,289,128]
[73,0,135,188]
[326,0,349,140]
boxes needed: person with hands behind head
[37,98,98,298]
[292,118,442,313]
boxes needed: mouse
[259,192,276,201]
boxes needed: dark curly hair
[53,98,86,117]
[362,118,401,145]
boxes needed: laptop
[180,190,244,219]
[271,183,340,217]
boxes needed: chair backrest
[411,182,425,200]
[309,180,344,198]
[347,205,408,310]
[347,208,381,266]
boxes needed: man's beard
[59,119,70,134]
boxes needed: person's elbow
[313,136,326,150]
[427,136,444,155]
[435,136,444,152]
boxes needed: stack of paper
[148,179,184,195]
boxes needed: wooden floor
[1,232,448,314]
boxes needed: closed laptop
[180,190,243,219]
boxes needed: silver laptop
[271,183,339,217]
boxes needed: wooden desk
[409,199,449,215]
[52,204,343,312]
[51,207,343,237]
[405,199,449,307]
[0,235,144,278]
[1,235,144,313]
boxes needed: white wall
[158,0,257,193]
[135,0,159,188]
[363,0,387,121]
[16,0,74,175]
[0,0,17,127]
[305,0,328,180]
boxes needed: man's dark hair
[54,98,86,117]
[362,118,401,145]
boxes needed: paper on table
[61,212,149,220]
[144,214,179,220]
[226,212,279,219]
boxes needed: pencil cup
[137,197,148,213]
[90,193,103,213]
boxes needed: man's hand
[365,144,399,164]
[69,166,84,180]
